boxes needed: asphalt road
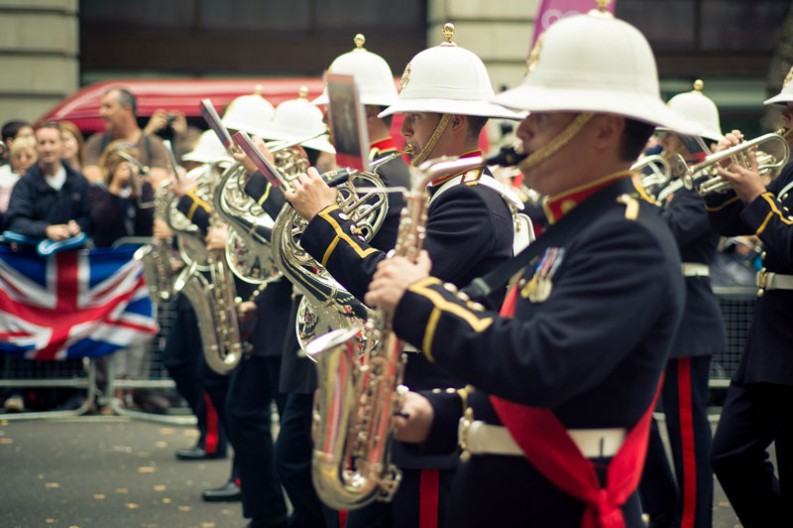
[0,414,745,528]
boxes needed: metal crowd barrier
[710,285,757,389]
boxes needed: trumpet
[679,131,790,196]
[631,154,672,195]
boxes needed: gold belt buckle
[459,408,474,462]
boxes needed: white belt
[756,270,793,291]
[681,263,710,277]
[403,344,420,354]
[459,419,626,459]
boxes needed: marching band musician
[223,91,337,528]
[706,67,793,527]
[638,82,727,528]
[363,6,701,527]
[239,38,412,528]
[284,27,519,528]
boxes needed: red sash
[491,285,660,528]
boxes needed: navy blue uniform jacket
[659,185,725,358]
[394,177,684,524]
[705,161,793,385]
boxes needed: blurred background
[2,0,793,137]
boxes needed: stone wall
[0,0,79,124]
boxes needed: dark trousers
[711,380,793,527]
[225,355,287,521]
[199,349,235,479]
[162,305,226,456]
[641,356,713,528]
[345,467,456,528]
[274,393,338,528]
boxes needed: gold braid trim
[411,113,452,167]
[518,112,595,171]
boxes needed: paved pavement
[0,413,746,528]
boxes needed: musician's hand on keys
[45,224,71,241]
[365,251,432,312]
[392,391,434,444]
[284,167,337,221]
[205,225,228,251]
[717,155,765,203]
[153,218,173,241]
[237,301,258,323]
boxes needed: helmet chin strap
[411,113,452,167]
[518,112,594,172]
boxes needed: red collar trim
[543,171,632,224]
[431,150,482,186]
[369,137,397,155]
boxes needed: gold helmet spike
[354,33,366,50]
[589,0,613,17]
[254,84,264,96]
[298,86,309,99]
[441,23,457,47]
[693,79,704,93]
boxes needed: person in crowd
[4,121,90,240]
[2,121,91,413]
[1,119,34,165]
[283,27,518,528]
[88,141,154,247]
[638,80,727,528]
[362,7,699,527]
[706,65,793,527]
[82,87,170,187]
[59,120,85,172]
[87,141,159,414]
[0,135,37,222]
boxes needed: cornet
[679,131,790,196]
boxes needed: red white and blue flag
[0,246,158,360]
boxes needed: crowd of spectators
[0,87,199,413]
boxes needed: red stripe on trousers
[419,469,439,528]
[338,510,348,528]
[677,358,697,528]
[203,392,220,454]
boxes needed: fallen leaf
[126,503,140,509]
[153,485,166,492]
[45,482,60,488]
[93,494,105,500]
[154,441,168,448]
[0,438,13,444]
[178,505,191,512]
[137,466,157,473]
[162,498,172,504]
[115,488,129,494]
[45,519,56,524]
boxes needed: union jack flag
[0,245,158,360]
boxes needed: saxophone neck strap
[461,178,635,300]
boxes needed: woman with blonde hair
[0,134,37,216]
[59,120,85,172]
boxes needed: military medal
[522,248,564,303]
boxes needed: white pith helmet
[182,130,232,164]
[221,86,275,136]
[312,34,398,107]
[666,80,723,142]
[764,66,793,106]
[378,23,520,120]
[256,87,335,154]
[492,8,701,136]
